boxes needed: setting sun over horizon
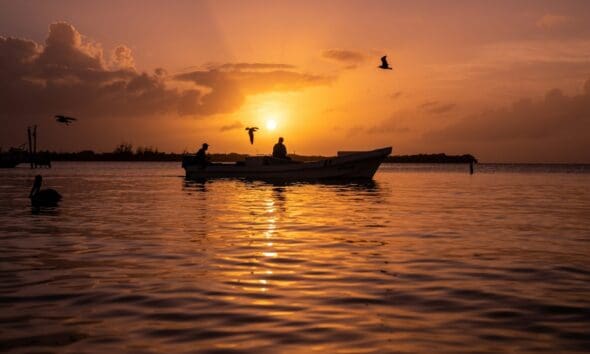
[1,0,590,162]
[2,2,590,353]
[266,119,277,131]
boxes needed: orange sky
[1,0,590,162]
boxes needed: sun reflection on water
[3,166,589,353]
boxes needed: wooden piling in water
[33,125,37,168]
[27,126,33,169]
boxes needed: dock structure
[26,125,51,169]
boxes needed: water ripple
[0,162,589,353]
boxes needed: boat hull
[184,147,392,181]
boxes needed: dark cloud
[419,101,456,114]
[0,22,330,121]
[390,91,403,100]
[175,66,332,115]
[220,120,243,131]
[429,103,456,114]
[0,22,197,119]
[322,49,366,69]
[425,79,590,161]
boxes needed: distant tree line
[41,143,180,162]
[385,153,477,163]
[39,143,327,162]
[34,143,477,163]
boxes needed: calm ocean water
[1,162,589,353]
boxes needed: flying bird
[55,115,77,125]
[245,127,259,144]
[378,56,393,70]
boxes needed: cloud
[429,104,456,114]
[220,120,243,131]
[346,124,365,137]
[346,112,410,136]
[212,63,296,71]
[346,123,409,136]
[175,65,332,115]
[420,101,437,108]
[0,22,198,118]
[536,14,570,29]
[111,45,135,69]
[322,49,366,68]
[466,60,590,84]
[390,91,403,100]
[425,79,590,160]
[366,122,410,134]
[450,40,590,98]
[0,22,330,120]
[419,101,456,114]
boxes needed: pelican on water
[245,127,259,144]
[378,56,393,70]
[29,175,62,206]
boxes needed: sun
[266,118,277,131]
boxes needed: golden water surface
[1,162,589,353]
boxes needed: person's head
[202,143,209,150]
[278,137,284,143]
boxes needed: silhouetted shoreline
[21,150,477,164]
[385,153,477,164]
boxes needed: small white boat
[183,147,392,181]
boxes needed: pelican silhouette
[378,56,393,70]
[55,115,77,125]
[29,175,62,206]
[245,127,259,144]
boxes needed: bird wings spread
[55,115,77,122]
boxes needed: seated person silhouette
[195,143,210,167]
[272,137,291,160]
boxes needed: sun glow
[251,96,290,134]
[266,119,277,131]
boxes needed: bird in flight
[55,115,78,125]
[378,56,393,70]
[245,127,259,144]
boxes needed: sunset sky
[1,0,589,162]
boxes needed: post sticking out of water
[33,125,37,167]
[26,125,40,169]
[469,160,474,175]
[27,127,33,169]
